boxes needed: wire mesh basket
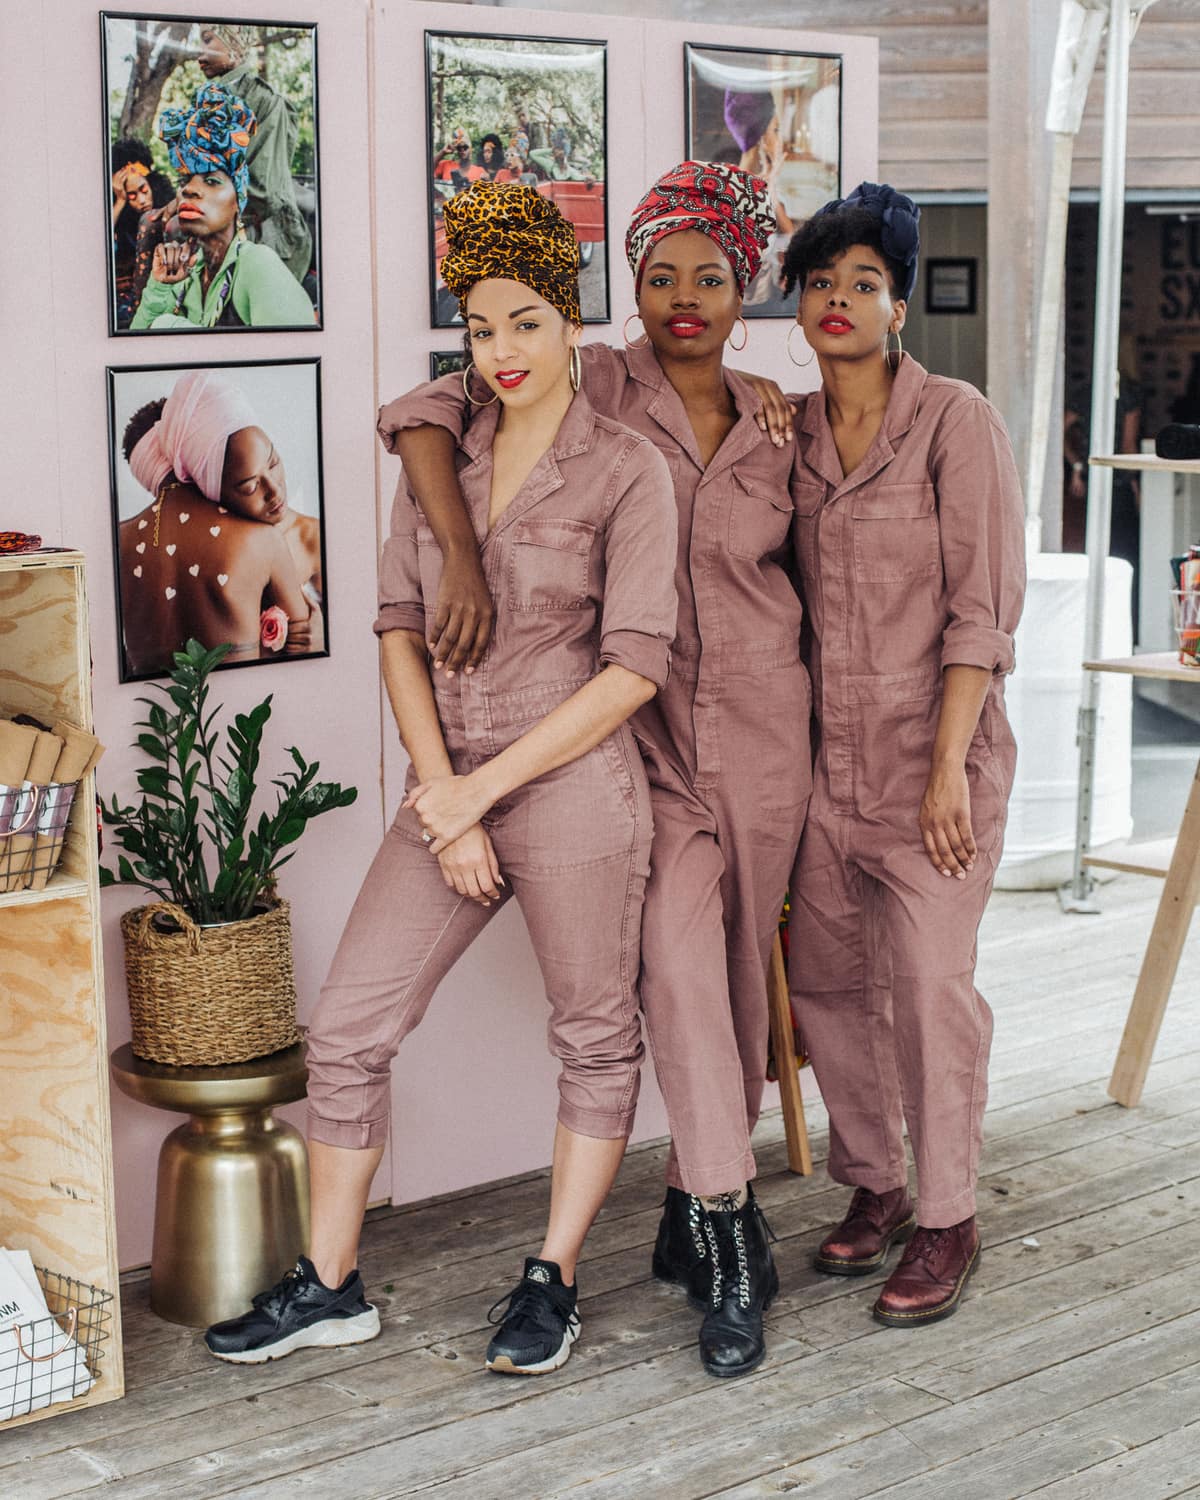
[0,1268,113,1424]
[0,781,77,894]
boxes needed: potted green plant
[101,640,357,1066]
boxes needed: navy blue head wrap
[813,181,920,301]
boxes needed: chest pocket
[507,517,595,611]
[850,483,940,583]
[790,483,824,585]
[728,469,793,561]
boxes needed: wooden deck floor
[4,877,1200,1498]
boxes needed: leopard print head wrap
[625,160,776,296]
[441,181,582,325]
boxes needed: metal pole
[1063,0,1133,911]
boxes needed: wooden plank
[1084,838,1175,878]
[1110,759,1200,1106]
[1030,1422,1200,1499]
[1085,653,1200,682]
[766,933,812,1176]
[1091,454,1200,474]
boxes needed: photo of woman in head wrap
[196,23,314,292]
[102,14,319,334]
[129,84,316,330]
[111,136,175,327]
[686,45,842,316]
[110,362,326,679]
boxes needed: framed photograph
[684,43,842,319]
[424,31,609,328]
[108,358,328,682]
[101,12,320,334]
[926,258,978,315]
[429,349,468,381]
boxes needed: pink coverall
[305,389,678,1149]
[786,356,1026,1227]
[391,341,811,1194]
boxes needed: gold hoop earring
[727,317,748,353]
[787,323,815,368]
[569,345,582,392]
[623,314,648,349]
[461,362,499,406]
[886,328,903,371]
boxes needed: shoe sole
[813,1214,918,1277]
[486,1316,581,1376]
[871,1242,980,1329]
[206,1305,381,1365]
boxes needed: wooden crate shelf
[0,552,125,1427]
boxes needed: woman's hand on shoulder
[735,372,796,449]
[435,823,504,905]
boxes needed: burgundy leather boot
[873,1216,980,1327]
[814,1186,916,1277]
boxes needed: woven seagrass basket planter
[120,899,300,1066]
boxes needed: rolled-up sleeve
[373,481,427,638]
[377,372,469,455]
[932,396,1026,674]
[598,440,678,688]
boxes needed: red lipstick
[819,315,854,334]
[666,316,708,338]
[495,370,529,389]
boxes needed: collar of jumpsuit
[797,350,926,493]
[619,336,769,480]
[455,382,598,543]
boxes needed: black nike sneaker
[204,1256,381,1364]
[485,1258,580,1375]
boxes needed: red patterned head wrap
[625,160,776,297]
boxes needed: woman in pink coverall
[388,162,809,1379]
[782,183,1026,1327]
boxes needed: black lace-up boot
[697,1189,778,1378]
[651,1186,711,1307]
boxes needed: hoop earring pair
[461,363,498,406]
[727,317,748,353]
[886,328,903,371]
[787,323,815,368]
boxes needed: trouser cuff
[307,1109,389,1151]
[556,1099,635,1141]
[666,1147,757,1197]
[916,1185,977,1228]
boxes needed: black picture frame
[101,11,322,336]
[684,42,843,319]
[107,357,329,682]
[429,349,468,381]
[424,30,610,329]
[925,258,978,316]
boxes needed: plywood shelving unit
[0,550,125,1427]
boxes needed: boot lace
[687,1194,707,1262]
[250,1264,307,1321]
[904,1226,952,1266]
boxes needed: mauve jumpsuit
[390,340,811,1194]
[786,356,1026,1228]
[305,388,677,1149]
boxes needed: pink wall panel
[1,0,875,1267]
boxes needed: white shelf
[1084,653,1200,684]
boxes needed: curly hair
[781,207,905,300]
[122,398,166,463]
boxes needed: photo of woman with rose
[108,359,328,681]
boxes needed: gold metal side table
[110,1042,310,1328]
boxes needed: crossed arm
[382,630,656,902]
